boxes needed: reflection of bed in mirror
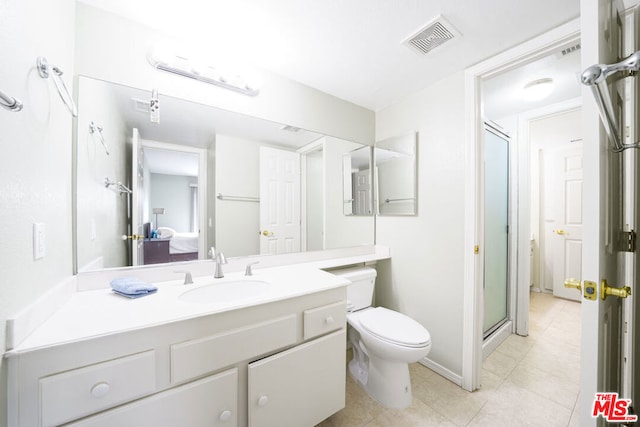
[143,227,199,264]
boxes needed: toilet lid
[358,307,431,348]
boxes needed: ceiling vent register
[403,16,460,56]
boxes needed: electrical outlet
[33,222,46,259]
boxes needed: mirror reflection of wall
[374,132,418,216]
[74,77,376,272]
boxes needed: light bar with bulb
[147,47,260,97]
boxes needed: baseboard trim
[418,357,463,387]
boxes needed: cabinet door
[68,368,238,427]
[248,329,346,427]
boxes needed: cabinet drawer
[171,315,297,384]
[303,301,346,340]
[40,350,156,427]
[67,368,238,427]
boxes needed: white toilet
[332,267,431,409]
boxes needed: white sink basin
[179,279,271,304]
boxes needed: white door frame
[298,138,326,251]
[461,19,581,391]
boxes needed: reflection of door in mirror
[343,145,372,216]
[259,146,301,255]
[353,170,371,215]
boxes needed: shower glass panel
[483,124,509,337]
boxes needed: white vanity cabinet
[6,286,347,427]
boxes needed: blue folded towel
[110,277,157,299]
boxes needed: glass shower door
[483,124,510,337]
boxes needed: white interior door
[354,170,372,215]
[130,128,144,266]
[580,0,631,424]
[551,145,584,301]
[259,146,301,255]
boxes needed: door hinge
[619,230,636,252]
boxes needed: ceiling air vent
[560,43,581,56]
[403,16,460,56]
[280,124,302,133]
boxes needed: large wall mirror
[374,132,418,216]
[74,76,375,272]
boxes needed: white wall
[215,135,261,258]
[0,0,76,424]
[149,173,196,232]
[74,3,374,146]
[75,77,130,270]
[375,72,467,376]
[305,149,324,251]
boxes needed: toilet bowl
[331,267,432,409]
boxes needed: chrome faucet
[213,249,227,278]
[245,261,260,276]
[174,270,193,284]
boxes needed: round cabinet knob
[90,382,110,398]
[325,316,334,325]
[257,395,269,407]
[219,410,232,422]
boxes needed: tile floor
[318,292,582,426]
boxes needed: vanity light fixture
[522,78,554,101]
[147,46,260,96]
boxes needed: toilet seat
[358,307,431,348]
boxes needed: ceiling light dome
[522,78,554,101]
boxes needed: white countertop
[6,265,350,356]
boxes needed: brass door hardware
[260,230,274,237]
[564,278,581,291]
[555,229,569,235]
[564,278,597,301]
[600,279,632,300]
[121,234,143,241]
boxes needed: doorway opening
[461,19,581,392]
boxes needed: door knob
[555,229,568,235]
[121,234,143,240]
[600,279,632,300]
[564,278,581,291]
[260,230,274,237]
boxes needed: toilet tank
[330,267,377,311]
